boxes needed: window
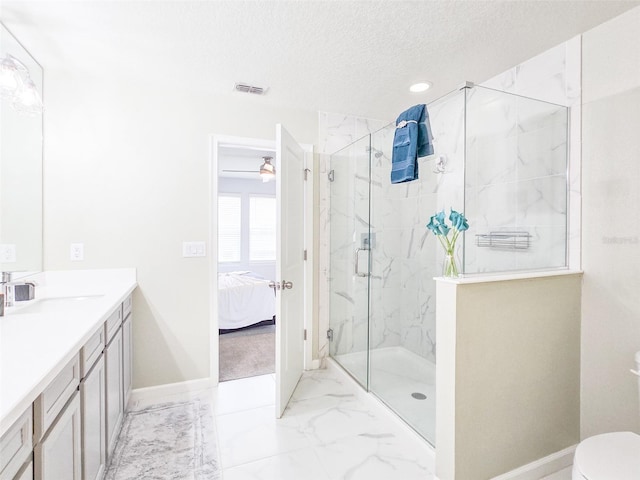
[249,196,276,261]
[218,195,241,262]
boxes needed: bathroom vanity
[0,269,137,480]
[0,21,138,480]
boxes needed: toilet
[572,351,640,480]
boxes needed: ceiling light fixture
[259,156,275,182]
[0,53,43,115]
[409,82,431,93]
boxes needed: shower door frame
[327,134,373,390]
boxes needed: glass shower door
[328,135,371,388]
[367,113,455,447]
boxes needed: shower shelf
[475,232,532,250]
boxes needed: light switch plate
[182,241,206,257]
[70,243,84,261]
[0,244,17,263]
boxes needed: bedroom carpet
[219,331,275,382]
[104,400,220,480]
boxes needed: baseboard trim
[130,377,215,403]
[306,359,321,370]
[491,445,576,480]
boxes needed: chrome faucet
[2,272,15,307]
[1,272,37,309]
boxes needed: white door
[275,124,306,418]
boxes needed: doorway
[216,144,277,382]
[209,132,315,415]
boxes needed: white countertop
[0,268,137,437]
[434,269,583,284]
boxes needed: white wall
[42,70,317,388]
[581,6,640,437]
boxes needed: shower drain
[411,392,427,400]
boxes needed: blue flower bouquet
[426,209,469,277]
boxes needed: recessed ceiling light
[409,82,431,93]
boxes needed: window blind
[218,195,241,262]
[249,196,276,261]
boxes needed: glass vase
[442,252,459,278]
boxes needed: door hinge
[304,329,307,340]
[304,168,311,181]
[328,170,335,182]
[327,328,334,341]
[303,249,307,261]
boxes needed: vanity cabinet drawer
[104,307,123,343]
[34,355,80,441]
[80,329,104,378]
[0,407,32,480]
[122,295,132,320]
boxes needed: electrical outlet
[70,243,84,261]
[0,244,17,263]
[182,241,206,257]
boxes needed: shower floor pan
[333,346,436,444]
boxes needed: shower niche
[327,84,569,445]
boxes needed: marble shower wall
[368,92,465,363]
[319,94,465,365]
[480,36,581,269]
[318,35,581,366]
[318,114,387,364]
[464,87,569,273]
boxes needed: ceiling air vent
[234,82,268,95]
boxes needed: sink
[38,295,104,303]
[12,294,104,314]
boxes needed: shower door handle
[354,247,370,277]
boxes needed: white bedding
[218,271,276,330]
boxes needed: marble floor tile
[284,394,401,446]
[215,373,275,416]
[291,366,359,401]
[334,347,437,442]
[217,404,312,468]
[313,432,434,480]
[222,447,332,480]
[126,364,437,479]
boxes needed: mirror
[0,22,43,278]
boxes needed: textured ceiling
[2,0,638,121]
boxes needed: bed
[218,271,276,331]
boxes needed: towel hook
[433,155,447,174]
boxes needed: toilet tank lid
[574,432,640,480]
